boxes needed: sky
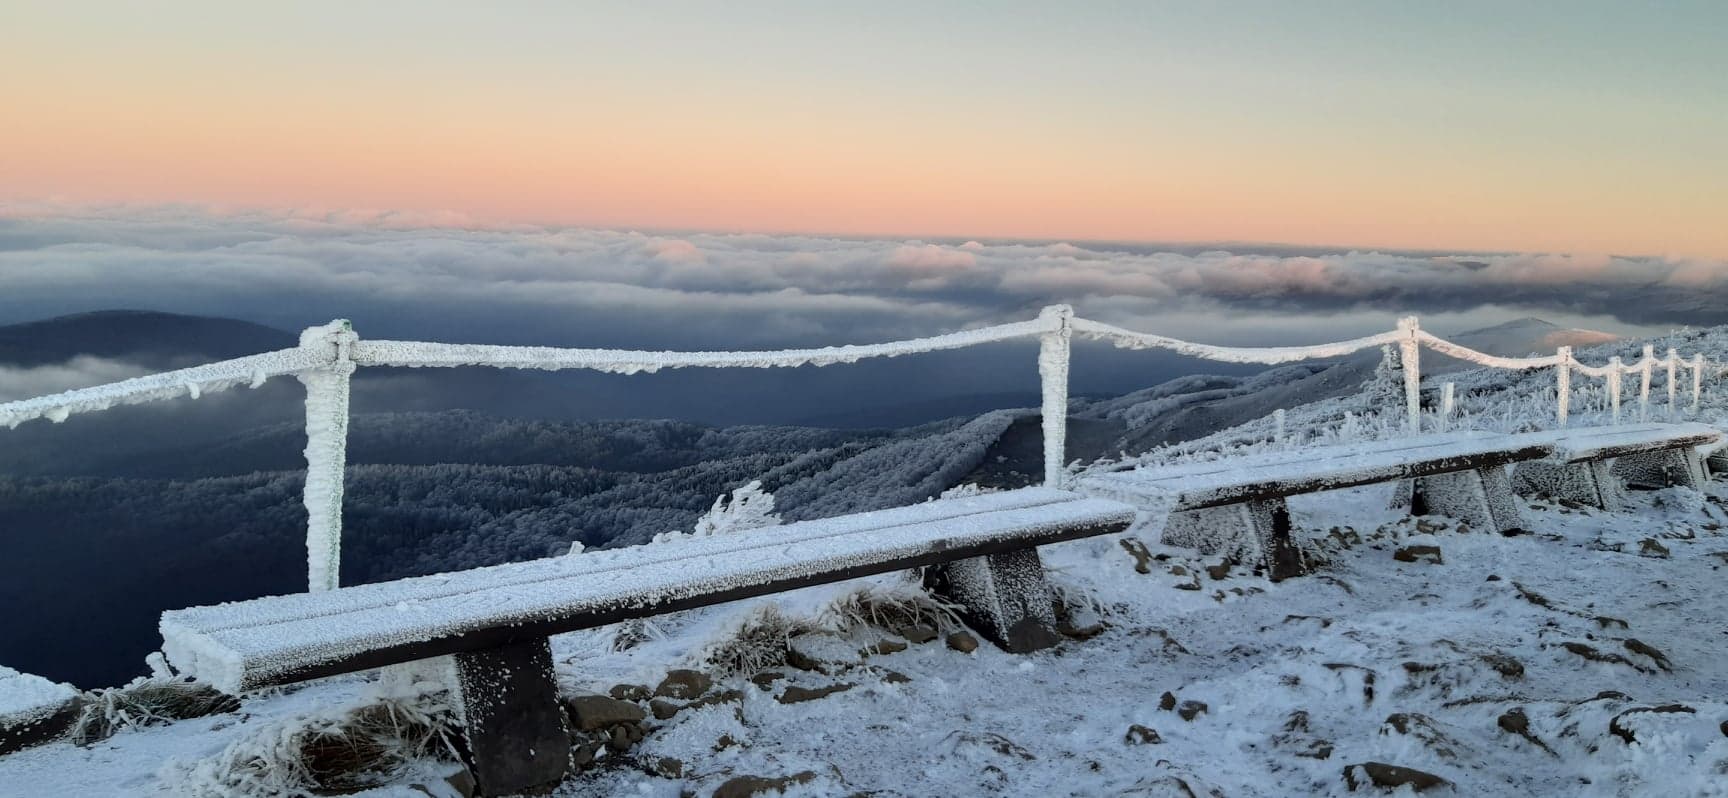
[4,1,1727,258]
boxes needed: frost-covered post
[1439,382,1455,433]
[1555,346,1572,427]
[298,320,357,593]
[1273,408,1285,445]
[1666,348,1679,418]
[1397,316,1421,435]
[1037,304,1073,488]
[1693,354,1705,411]
[1639,345,1654,422]
[1608,357,1623,424]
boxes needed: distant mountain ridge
[0,309,294,368]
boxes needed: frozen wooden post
[1038,304,1073,488]
[1273,408,1286,444]
[1608,357,1623,424]
[1640,345,1654,422]
[297,320,357,593]
[1439,382,1455,432]
[1667,348,1679,418]
[1555,346,1572,427]
[1398,316,1421,435]
[1693,354,1705,411]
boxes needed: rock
[1623,639,1672,671]
[655,669,713,700]
[882,670,912,684]
[1639,538,1672,558]
[573,744,597,767]
[1392,545,1443,564]
[1497,708,1529,735]
[1159,691,1177,711]
[1343,762,1452,792]
[1594,616,1630,630]
[1120,538,1154,574]
[650,699,682,721]
[1057,617,1105,640]
[1720,720,1727,738]
[655,757,684,778]
[1174,580,1203,591]
[786,633,863,673]
[898,623,940,644]
[1591,690,1631,702]
[609,725,632,751]
[1177,700,1208,721]
[1479,653,1524,679]
[1609,704,1696,744]
[866,637,908,656]
[1168,565,1189,577]
[564,695,648,731]
[1415,518,1447,534]
[608,683,651,702]
[712,771,817,798]
[686,689,745,712]
[749,671,786,690]
[777,682,856,704]
[945,631,979,654]
[1485,574,1501,581]
[1124,724,1162,745]
[1205,562,1231,581]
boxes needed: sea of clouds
[2,201,1717,354]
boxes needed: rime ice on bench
[1079,433,1552,579]
[159,487,1135,796]
[1508,423,1721,510]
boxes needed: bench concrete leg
[1478,465,1527,533]
[1162,498,1307,581]
[1614,449,1708,490]
[1707,449,1728,478]
[1513,460,1621,510]
[451,638,571,796]
[925,548,1061,653]
[1408,468,1522,533]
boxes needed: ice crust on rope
[160,488,1135,694]
[0,666,77,727]
[0,347,327,429]
[1070,317,1402,364]
[348,318,1055,373]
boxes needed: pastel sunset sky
[4,1,1725,257]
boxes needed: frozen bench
[157,487,1134,796]
[0,666,81,757]
[1509,422,1721,510]
[1077,433,1552,581]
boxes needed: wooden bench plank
[1514,423,1721,464]
[1508,424,1721,510]
[0,667,81,756]
[1080,434,1550,510]
[163,490,1135,693]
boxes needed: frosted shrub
[651,480,781,545]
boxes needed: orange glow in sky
[4,2,1726,257]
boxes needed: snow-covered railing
[0,306,1716,593]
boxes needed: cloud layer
[2,202,1721,355]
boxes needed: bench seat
[1506,422,1720,509]
[1078,433,1551,579]
[160,487,1134,795]
[0,667,80,756]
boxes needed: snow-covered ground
[5,475,1726,797]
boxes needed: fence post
[298,320,358,593]
[1037,305,1073,488]
[1693,354,1705,411]
[1666,348,1679,418]
[1608,357,1623,424]
[1640,345,1654,422]
[1397,316,1421,435]
[1273,408,1285,444]
[1555,346,1572,427]
[1440,382,1455,433]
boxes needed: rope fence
[0,306,1715,591]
